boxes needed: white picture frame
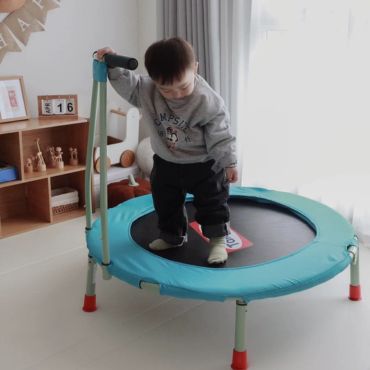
[0,76,29,123]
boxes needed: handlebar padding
[104,54,138,70]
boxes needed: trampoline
[83,54,362,370]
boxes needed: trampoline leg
[349,246,361,301]
[231,300,248,370]
[83,256,98,312]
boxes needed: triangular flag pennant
[23,0,60,25]
[3,6,44,46]
[0,23,21,63]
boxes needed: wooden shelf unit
[0,117,89,238]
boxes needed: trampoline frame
[82,56,362,370]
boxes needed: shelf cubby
[0,117,90,238]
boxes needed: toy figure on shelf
[55,147,64,169]
[24,158,33,173]
[69,147,78,166]
[35,138,46,172]
[31,155,38,170]
[47,146,57,168]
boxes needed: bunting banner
[0,23,21,63]
[3,6,44,46]
[0,0,60,62]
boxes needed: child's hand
[95,47,116,61]
[226,167,238,183]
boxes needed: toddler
[96,37,238,264]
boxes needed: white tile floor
[0,217,369,370]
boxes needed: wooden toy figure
[47,146,57,168]
[55,147,64,169]
[35,138,46,172]
[24,158,33,173]
[69,147,78,166]
[31,156,38,171]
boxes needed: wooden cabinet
[0,117,89,238]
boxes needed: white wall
[1,0,139,118]
[1,0,160,141]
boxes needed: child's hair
[145,37,196,85]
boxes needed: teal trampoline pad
[86,187,356,302]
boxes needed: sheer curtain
[157,0,370,244]
[159,0,252,180]
[157,0,370,189]
[242,0,370,190]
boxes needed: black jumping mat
[131,197,315,268]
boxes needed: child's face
[155,65,197,100]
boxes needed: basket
[51,187,79,215]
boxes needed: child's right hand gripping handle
[104,53,138,70]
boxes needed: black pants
[150,155,230,245]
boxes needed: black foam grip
[104,54,138,70]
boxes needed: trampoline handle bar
[103,53,138,70]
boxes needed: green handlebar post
[85,58,111,280]
[85,79,98,230]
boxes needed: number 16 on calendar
[38,95,78,119]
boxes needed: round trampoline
[83,55,361,370]
[85,186,357,302]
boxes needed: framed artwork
[38,94,78,119]
[0,76,29,123]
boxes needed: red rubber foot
[231,349,248,370]
[349,285,362,301]
[83,294,97,312]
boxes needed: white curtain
[158,0,370,244]
[242,0,370,191]
[159,0,252,181]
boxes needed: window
[242,0,370,190]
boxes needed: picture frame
[0,76,29,124]
[37,94,78,119]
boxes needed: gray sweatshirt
[108,68,237,172]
